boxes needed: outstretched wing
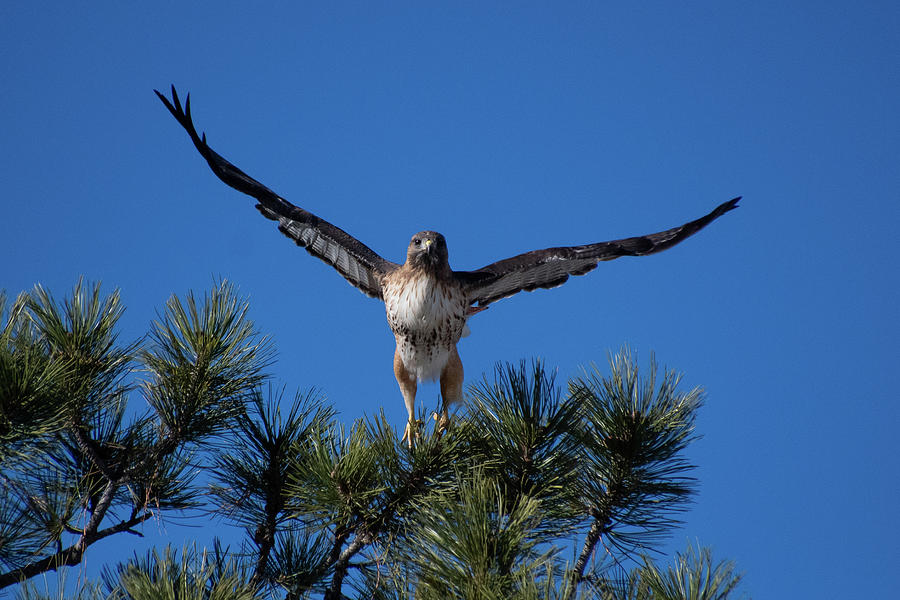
[155,85,399,299]
[458,198,740,307]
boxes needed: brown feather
[457,197,740,306]
[155,86,398,299]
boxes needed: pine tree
[1,281,745,599]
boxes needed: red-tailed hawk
[156,86,739,446]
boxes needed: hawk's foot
[432,411,451,437]
[401,418,424,449]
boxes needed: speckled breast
[383,274,468,381]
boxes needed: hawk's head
[406,231,449,273]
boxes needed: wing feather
[458,198,740,306]
[155,85,398,299]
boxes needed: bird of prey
[155,86,739,446]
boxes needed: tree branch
[289,524,351,599]
[71,425,120,482]
[318,442,444,599]
[324,534,368,600]
[250,493,281,588]
[0,482,153,589]
[569,519,605,596]
[565,481,623,600]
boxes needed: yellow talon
[432,411,451,436]
[401,419,423,448]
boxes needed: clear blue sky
[3,2,898,597]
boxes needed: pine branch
[638,543,745,600]
[210,388,335,590]
[571,519,605,592]
[101,544,261,600]
[3,279,746,597]
[324,534,368,600]
[249,506,279,588]
[564,348,703,600]
[569,472,632,592]
[292,419,458,599]
[0,479,152,589]
[464,360,584,532]
[70,426,120,482]
[1,281,270,590]
[140,281,273,445]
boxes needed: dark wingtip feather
[154,88,174,114]
[172,85,182,112]
[723,196,741,211]
[704,196,741,221]
[171,86,182,112]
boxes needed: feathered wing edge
[154,85,398,299]
[458,197,740,307]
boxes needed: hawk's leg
[394,348,421,448]
[436,345,464,437]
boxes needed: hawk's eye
[413,238,421,246]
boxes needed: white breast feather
[384,275,467,382]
